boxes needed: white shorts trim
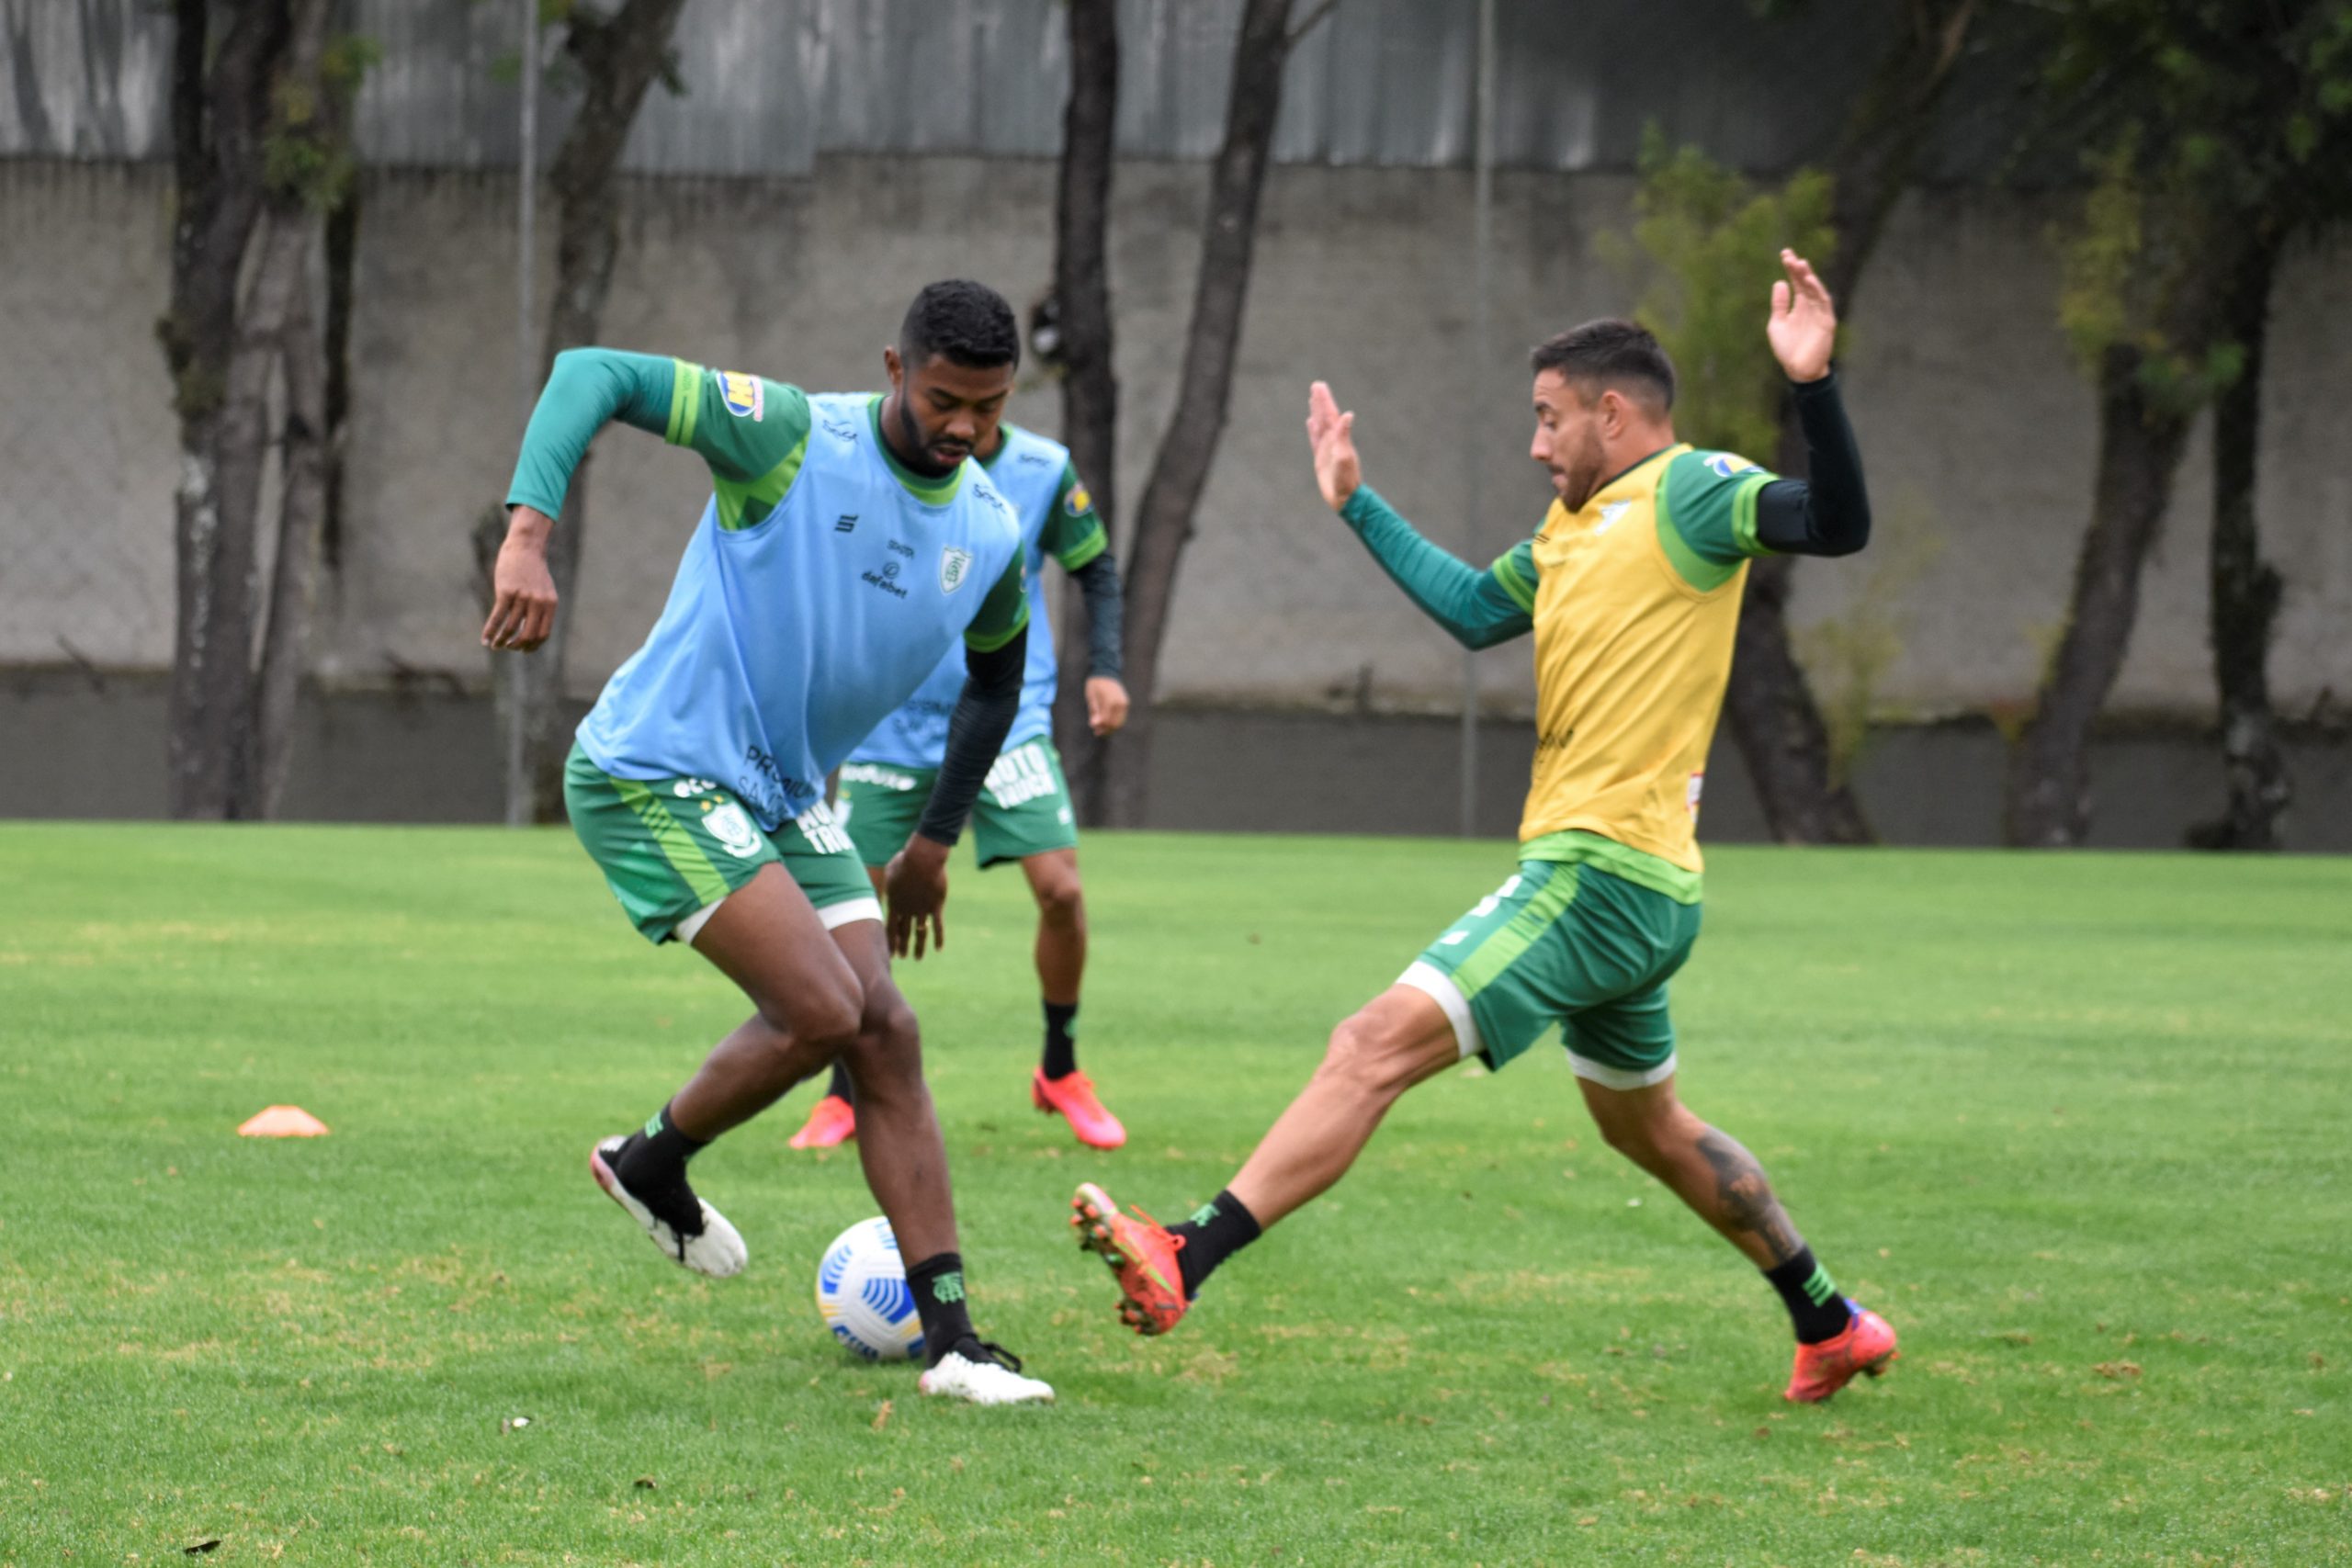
[1397,961,1482,1061]
[818,895,883,931]
[672,893,882,945]
[673,897,724,946]
[1566,1049,1679,1090]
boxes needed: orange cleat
[1070,1180,1188,1336]
[1032,1068,1127,1149]
[786,1093,855,1150]
[1784,1302,1898,1403]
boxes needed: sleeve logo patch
[1063,483,1093,517]
[1702,453,1756,478]
[939,546,973,594]
[719,372,764,422]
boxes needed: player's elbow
[1814,513,1871,558]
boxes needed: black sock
[1041,1000,1079,1080]
[907,1251,978,1367]
[613,1102,707,1235]
[824,1061,854,1104]
[1763,1247,1854,1344]
[1167,1190,1261,1300]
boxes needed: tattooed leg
[1575,1076,1809,1269]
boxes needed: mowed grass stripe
[0,824,2346,1564]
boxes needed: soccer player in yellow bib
[1070,251,1895,1404]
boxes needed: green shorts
[837,738,1080,870]
[1400,858,1702,1088]
[562,743,878,944]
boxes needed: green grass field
[2,824,2347,1565]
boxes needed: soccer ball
[814,1216,923,1361]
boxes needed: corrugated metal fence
[5,0,1925,177]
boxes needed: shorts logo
[795,802,853,858]
[704,802,763,859]
[984,744,1059,809]
[1064,483,1092,517]
[940,546,973,594]
[1702,453,1756,478]
[719,372,763,421]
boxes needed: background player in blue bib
[480,281,1054,1405]
[793,423,1132,1153]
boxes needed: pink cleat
[1032,1068,1126,1149]
[786,1093,855,1150]
[1784,1302,1898,1403]
[1070,1181,1188,1336]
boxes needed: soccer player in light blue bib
[480,281,1054,1405]
[792,420,1134,1155]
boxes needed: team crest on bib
[719,372,763,422]
[939,546,973,594]
[704,802,763,859]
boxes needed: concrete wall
[9,671,2349,851]
[6,152,2351,727]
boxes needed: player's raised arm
[1307,380,1535,651]
[484,350,817,649]
[884,560,1031,960]
[1750,249,1871,558]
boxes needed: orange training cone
[237,1105,330,1137]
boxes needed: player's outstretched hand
[1306,380,1362,513]
[1767,249,1837,385]
[884,836,951,960]
[482,505,560,651]
[1085,675,1130,737]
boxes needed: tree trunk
[1733,0,1978,844]
[1048,0,1122,824]
[502,0,693,823]
[252,283,329,820]
[319,169,360,575]
[163,0,346,819]
[163,0,285,818]
[1099,0,1297,828]
[2004,344,2196,846]
[2189,235,2289,850]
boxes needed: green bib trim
[1518,829,1702,905]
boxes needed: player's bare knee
[1317,1014,1419,1100]
[1032,874,1084,929]
[763,974,863,1055]
[843,998,922,1102]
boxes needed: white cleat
[589,1135,748,1279]
[918,1346,1056,1406]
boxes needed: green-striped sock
[1763,1247,1854,1344]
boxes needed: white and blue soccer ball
[814,1216,923,1362]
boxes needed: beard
[895,398,966,477]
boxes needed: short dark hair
[901,279,1022,372]
[1529,319,1675,413]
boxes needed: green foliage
[263,33,377,212]
[1601,127,1834,459]
[3,825,2350,1561]
[2046,0,2352,403]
